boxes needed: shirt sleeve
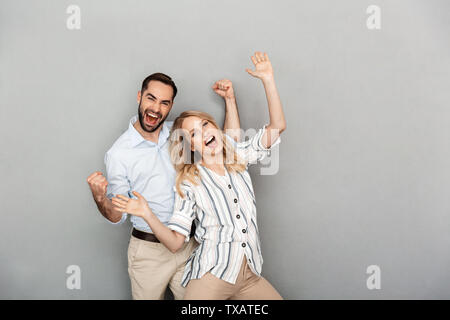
[167,184,197,242]
[235,125,281,165]
[224,133,237,147]
[104,151,130,225]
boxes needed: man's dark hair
[141,72,178,101]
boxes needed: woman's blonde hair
[169,110,246,197]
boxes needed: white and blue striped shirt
[168,126,281,286]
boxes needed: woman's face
[181,116,223,159]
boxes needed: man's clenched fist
[87,171,108,202]
[212,79,235,99]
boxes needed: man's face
[138,80,174,133]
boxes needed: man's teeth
[147,113,158,119]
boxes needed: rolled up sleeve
[104,151,130,225]
[236,125,281,165]
[167,184,196,242]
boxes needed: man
[86,72,241,300]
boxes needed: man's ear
[137,91,141,104]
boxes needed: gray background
[1,0,449,299]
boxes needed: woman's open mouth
[204,135,217,149]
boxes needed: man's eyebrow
[145,92,171,103]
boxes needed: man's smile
[144,110,161,126]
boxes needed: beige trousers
[183,257,283,300]
[127,234,197,300]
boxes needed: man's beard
[138,102,168,133]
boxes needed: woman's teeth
[205,136,216,147]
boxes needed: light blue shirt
[104,115,175,232]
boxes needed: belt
[132,222,196,243]
[132,228,160,243]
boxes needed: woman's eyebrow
[189,121,206,133]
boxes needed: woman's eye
[203,121,208,127]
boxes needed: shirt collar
[127,115,170,148]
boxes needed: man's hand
[212,79,235,99]
[111,191,151,219]
[87,171,108,202]
[246,52,274,81]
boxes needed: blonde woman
[112,52,286,299]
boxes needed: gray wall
[1,0,449,299]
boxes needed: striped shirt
[167,126,281,286]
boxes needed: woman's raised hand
[111,191,151,218]
[246,52,274,81]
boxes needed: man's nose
[152,102,161,113]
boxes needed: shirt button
[248,259,252,264]
[228,184,232,189]
[242,229,247,233]
[236,214,241,219]
[234,198,238,203]
[242,243,246,248]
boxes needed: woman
[112,52,286,299]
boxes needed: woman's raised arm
[246,52,286,148]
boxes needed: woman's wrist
[142,206,154,221]
[261,74,275,85]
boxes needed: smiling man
[87,73,241,299]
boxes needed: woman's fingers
[112,197,126,205]
[111,199,126,210]
[246,68,257,77]
[132,191,146,200]
[112,197,128,206]
[256,52,264,62]
[117,194,129,201]
[251,52,267,66]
